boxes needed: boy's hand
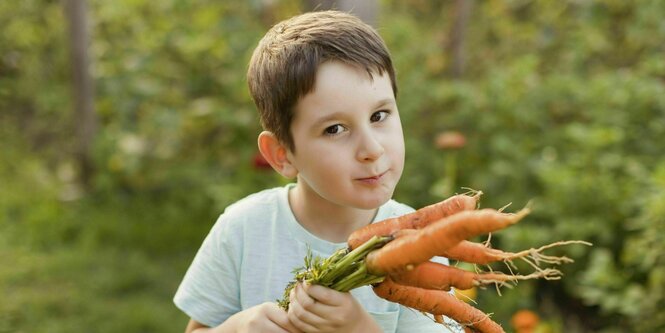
[229,302,302,333]
[287,282,382,333]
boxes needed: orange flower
[434,131,467,149]
[511,309,540,333]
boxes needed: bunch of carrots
[278,190,590,333]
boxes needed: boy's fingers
[302,282,343,306]
[292,282,322,310]
[288,284,328,329]
[287,301,321,332]
[264,303,303,333]
[274,317,303,333]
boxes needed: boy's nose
[356,131,385,162]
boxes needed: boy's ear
[257,131,298,178]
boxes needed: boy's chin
[351,192,394,210]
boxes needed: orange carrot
[373,277,505,333]
[348,191,481,250]
[393,232,530,266]
[366,208,530,275]
[442,240,591,266]
[392,261,475,290]
[391,261,562,291]
[441,240,512,265]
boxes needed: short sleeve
[173,214,242,327]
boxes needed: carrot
[391,261,562,291]
[366,208,530,275]
[442,240,592,266]
[280,190,590,333]
[391,261,475,290]
[441,240,513,265]
[347,191,481,250]
[373,277,505,333]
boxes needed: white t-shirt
[174,184,461,332]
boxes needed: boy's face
[287,61,405,210]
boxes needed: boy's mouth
[356,171,388,184]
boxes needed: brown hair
[247,10,397,152]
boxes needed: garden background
[1,0,664,332]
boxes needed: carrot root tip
[500,240,593,269]
[512,207,531,222]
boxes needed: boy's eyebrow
[312,112,345,128]
[374,98,396,108]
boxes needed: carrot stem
[319,236,390,284]
[331,264,367,291]
[278,235,390,310]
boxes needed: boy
[174,10,460,333]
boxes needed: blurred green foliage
[1,0,663,332]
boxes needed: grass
[0,151,215,332]
[0,243,193,332]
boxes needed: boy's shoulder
[211,185,290,233]
[221,185,287,220]
[225,185,285,210]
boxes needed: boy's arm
[184,302,302,333]
[287,282,382,333]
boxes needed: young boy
[174,10,460,333]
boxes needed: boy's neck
[288,183,378,243]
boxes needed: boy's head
[247,10,397,152]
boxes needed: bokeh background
[1,0,664,332]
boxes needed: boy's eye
[370,110,389,122]
[324,124,345,135]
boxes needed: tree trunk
[447,0,473,78]
[63,0,97,187]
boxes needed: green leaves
[278,236,390,310]
[385,1,665,330]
